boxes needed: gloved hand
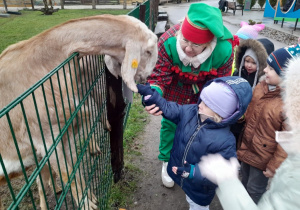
[198,154,240,185]
[137,83,158,107]
[176,161,195,179]
[137,83,155,98]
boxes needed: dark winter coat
[142,76,252,206]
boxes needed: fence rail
[0,53,112,209]
[0,0,159,209]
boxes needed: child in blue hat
[137,76,252,209]
[237,44,300,204]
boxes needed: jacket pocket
[252,134,277,154]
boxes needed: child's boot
[162,161,174,188]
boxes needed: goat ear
[104,55,120,79]
[121,40,140,93]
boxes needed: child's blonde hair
[212,113,223,123]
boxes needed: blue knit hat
[267,44,300,76]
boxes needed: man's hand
[145,104,163,116]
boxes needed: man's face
[179,35,208,57]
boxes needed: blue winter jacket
[140,76,252,206]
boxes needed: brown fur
[0,14,158,209]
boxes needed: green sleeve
[150,85,163,97]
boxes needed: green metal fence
[0,1,158,209]
[0,53,111,209]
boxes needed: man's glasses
[180,38,205,50]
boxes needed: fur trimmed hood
[235,39,269,80]
[279,57,300,154]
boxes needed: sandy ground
[130,115,223,210]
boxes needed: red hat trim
[181,17,214,44]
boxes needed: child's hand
[137,83,163,114]
[174,161,195,179]
[137,83,155,98]
[263,168,274,178]
[172,166,178,174]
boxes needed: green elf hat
[181,3,233,44]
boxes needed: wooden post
[139,4,146,23]
[151,0,159,31]
[105,66,126,183]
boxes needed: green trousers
[158,117,177,162]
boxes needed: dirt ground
[130,115,223,210]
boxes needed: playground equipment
[264,0,300,30]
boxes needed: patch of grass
[108,94,149,209]
[108,164,142,209]
[123,94,148,149]
[0,9,130,53]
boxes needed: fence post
[149,0,154,30]
[105,66,126,183]
[139,4,146,23]
[155,0,159,24]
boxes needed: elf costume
[147,3,238,162]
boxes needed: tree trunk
[30,0,35,9]
[60,0,64,9]
[92,0,96,9]
[3,0,8,12]
[123,0,127,9]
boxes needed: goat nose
[140,77,147,83]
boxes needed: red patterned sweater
[147,24,234,105]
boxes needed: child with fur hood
[137,76,252,209]
[198,51,300,210]
[235,45,300,204]
[231,38,274,145]
[231,21,266,74]
[233,38,274,91]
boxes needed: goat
[0,14,158,209]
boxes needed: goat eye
[146,51,152,56]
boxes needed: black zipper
[180,123,206,187]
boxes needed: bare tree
[92,0,96,9]
[60,0,64,10]
[123,0,127,9]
